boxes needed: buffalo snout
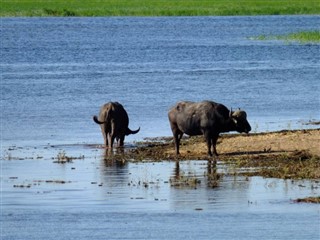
[236,120,251,134]
[243,122,251,134]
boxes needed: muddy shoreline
[3,129,320,204]
[121,129,320,180]
[125,129,320,204]
[5,129,320,180]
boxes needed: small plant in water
[170,171,201,188]
[56,151,71,163]
[253,122,259,133]
[54,151,84,163]
[4,151,12,160]
[286,121,292,130]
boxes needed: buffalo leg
[104,135,109,147]
[206,138,213,156]
[107,131,116,149]
[173,130,183,155]
[108,122,117,149]
[107,133,112,148]
[111,136,116,148]
[204,131,213,156]
[212,135,219,156]
[102,128,109,147]
[110,134,116,148]
[118,136,125,147]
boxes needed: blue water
[1,16,320,148]
[1,16,320,240]
[1,158,320,240]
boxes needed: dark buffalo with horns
[93,102,140,148]
[168,100,251,156]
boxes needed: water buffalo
[168,100,251,156]
[93,102,140,148]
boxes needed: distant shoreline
[1,0,320,17]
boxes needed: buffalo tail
[126,127,140,135]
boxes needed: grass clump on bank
[294,197,320,204]
[1,0,320,17]
[227,150,320,179]
[253,31,320,43]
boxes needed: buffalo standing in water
[168,100,251,156]
[93,102,140,148]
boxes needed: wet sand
[133,128,320,158]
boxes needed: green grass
[253,31,320,43]
[277,31,320,43]
[1,0,320,17]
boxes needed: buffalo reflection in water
[171,160,221,188]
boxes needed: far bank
[1,0,320,17]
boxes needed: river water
[1,16,320,239]
[1,16,320,147]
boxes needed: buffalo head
[230,109,251,134]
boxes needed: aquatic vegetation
[294,196,320,204]
[227,150,320,179]
[170,171,202,188]
[1,0,320,16]
[252,31,320,43]
[13,184,32,188]
[277,31,320,43]
[53,151,84,164]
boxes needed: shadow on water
[101,148,126,165]
[99,149,129,191]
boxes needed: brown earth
[185,129,317,157]
[132,129,320,158]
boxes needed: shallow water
[1,145,320,239]
[1,16,320,239]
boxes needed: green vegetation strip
[253,31,320,43]
[225,150,320,180]
[1,0,320,17]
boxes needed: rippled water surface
[1,16,320,239]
